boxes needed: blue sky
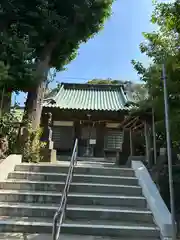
[55,0,155,83]
[13,0,171,106]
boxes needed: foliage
[0,107,46,162]
[0,0,115,81]
[0,25,35,92]
[131,83,148,102]
[87,78,122,84]
[0,61,10,85]
[0,1,115,126]
[87,78,148,103]
[0,110,20,153]
[30,0,114,70]
[132,0,180,148]
[0,0,115,129]
[22,122,46,163]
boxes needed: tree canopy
[0,26,34,92]
[132,0,180,147]
[0,0,115,78]
[87,78,123,84]
[0,0,115,128]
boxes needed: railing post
[52,138,78,240]
[23,233,28,240]
[52,213,58,240]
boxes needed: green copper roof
[43,83,135,111]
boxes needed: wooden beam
[119,116,130,127]
[124,117,138,129]
[132,122,144,131]
[130,117,139,129]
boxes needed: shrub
[22,122,46,163]
[0,110,20,154]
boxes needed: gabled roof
[43,83,136,111]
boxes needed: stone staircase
[0,161,161,239]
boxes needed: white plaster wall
[131,160,175,239]
[0,154,22,181]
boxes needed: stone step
[0,190,146,207]
[0,233,161,240]
[0,202,154,223]
[76,159,117,166]
[0,180,142,196]
[0,217,160,238]
[8,171,139,186]
[14,164,135,177]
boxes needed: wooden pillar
[95,123,104,158]
[144,121,150,164]
[129,128,133,156]
[74,121,80,139]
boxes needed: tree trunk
[0,90,12,117]
[23,42,56,130]
[23,81,47,130]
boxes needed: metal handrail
[52,138,78,240]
